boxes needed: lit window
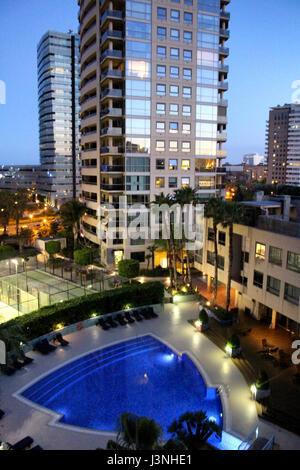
[169,141,178,151]
[156,140,165,151]
[255,242,266,260]
[169,159,178,170]
[182,159,190,171]
[182,177,190,188]
[156,177,165,189]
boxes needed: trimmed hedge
[74,248,93,266]
[45,241,61,256]
[140,267,169,277]
[199,309,209,324]
[0,281,164,341]
[0,245,15,260]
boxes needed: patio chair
[53,333,69,347]
[0,409,5,420]
[34,339,56,355]
[132,310,143,322]
[148,307,159,319]
[11,436,34,451]
[124,311,135,324]
[139,308,152,320]
[116,314,127,326]
[0,364,16,376]
[106,317,118,328]
[9,354,24,370]
[97,318,110,331]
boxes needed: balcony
[100,127,123,137]
[216,150,227,158]
[100,108,123,118]
[218,63,229,74]
[101,165,124,172]
[100,146,124,154]
[220,28,230,39]
[100,88,123,100]
[217,132,227,142]
[219,46,229,56]
[217,115,228,125]
[102,30,124,42]
[101,184,124,191]
[101,69,123,81]
[100,49,123,63]
[218,81,228,91]
[220,11,230,20]
[101,10,124,25]
[218,99,228,107]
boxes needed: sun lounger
[139,308,152,320]
[97,318,110,331]
[132,310,143,322]
[147,307,159,318]
[8,354,23,370]
[30,445,43,451]
[0,364,16,376]
[0,409,5,420]
[53,333,69,347]
[124,311,135,324]
[34,339,56,355]
[11,436,34,451]
[19,350,34,365]
[106,317,118,328]
[116,314,127,326]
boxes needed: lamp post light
[11,259,20,316]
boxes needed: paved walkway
[0,301,259,450]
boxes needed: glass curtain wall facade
[79,0,230,266]
[37,31,81,204]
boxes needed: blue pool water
[22,336,223,437]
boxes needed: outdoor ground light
[250,384,257,400]
[225,344,232,357]
[195,320,202,331]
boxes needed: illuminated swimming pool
[21,335,223,438]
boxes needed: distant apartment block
[266,104,300,186]
[37,31,81,205]
[223,162,267,185]
[78,0,231,267]
[0,165,40,192]
[243,153,264,166]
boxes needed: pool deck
[1,301,261,450]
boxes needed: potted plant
[255,370,271,401]
[226,333,242,358]
[196,308,209,332]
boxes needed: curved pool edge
[13,332,235,441]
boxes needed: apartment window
[170,66,179,78]
[156,84,166,96]
[157,7,167,20]
[156,103,166,114]
[156,177,165,189]
[169,141,178,151]
[170,47,179,59]
[287,251,300,273]
[217,255,225,271]
[183,68,192,80]
[183,87,192,98]
[171,9,180,22]
[170,85,179,97]
[182,105,191,116]
[183,31,192,43]
[169,122,179,133]
[255,242,266,260]
[208,228,215,241]
[156,121,165,132]
[170,29,180,40]
[170,103,179,115]
[184,12,193,24]
[207,251,215,266]
[182,177,190,188]
[131,252,145,262]
[219,231,226,246]
[169,177,178,188]
[284,283,300,305]
[267,276,281,297]
[182,142,191,152]
[253,271,264,289]
[183,50,192,61]
[182,123,191,134]
[157,46,166,58]
[269,246,282,266]
[181,159,190,171]
[169,159,178,170]
[156,159,165,170]
[156,140,165,151]
[157,65,166,77]
[157,26,167,39]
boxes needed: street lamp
[11,259,19,316]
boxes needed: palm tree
[0,191,13,236]
[18,228,33,254]
[60,200,86,249]
[204,197,225,306]
[147,243,157,270]
[222,201,244,313]
[107,412,163,450]
[174,187,199,287]
[0,324,27,362]
[11,189,29,236]
[168,411,221,451]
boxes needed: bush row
[0,281,165,341]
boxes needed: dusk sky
[0,0,299,165]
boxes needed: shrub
[0,282,165,341]
[0,245,15,260]
[74,248,93,266]
[45,241,61,257]
[140,267,169,277]
[199,309,209,324]
[227,333,240,349]
[118,259,140,281]
[212,306,233,321]
[256,370,270,390]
